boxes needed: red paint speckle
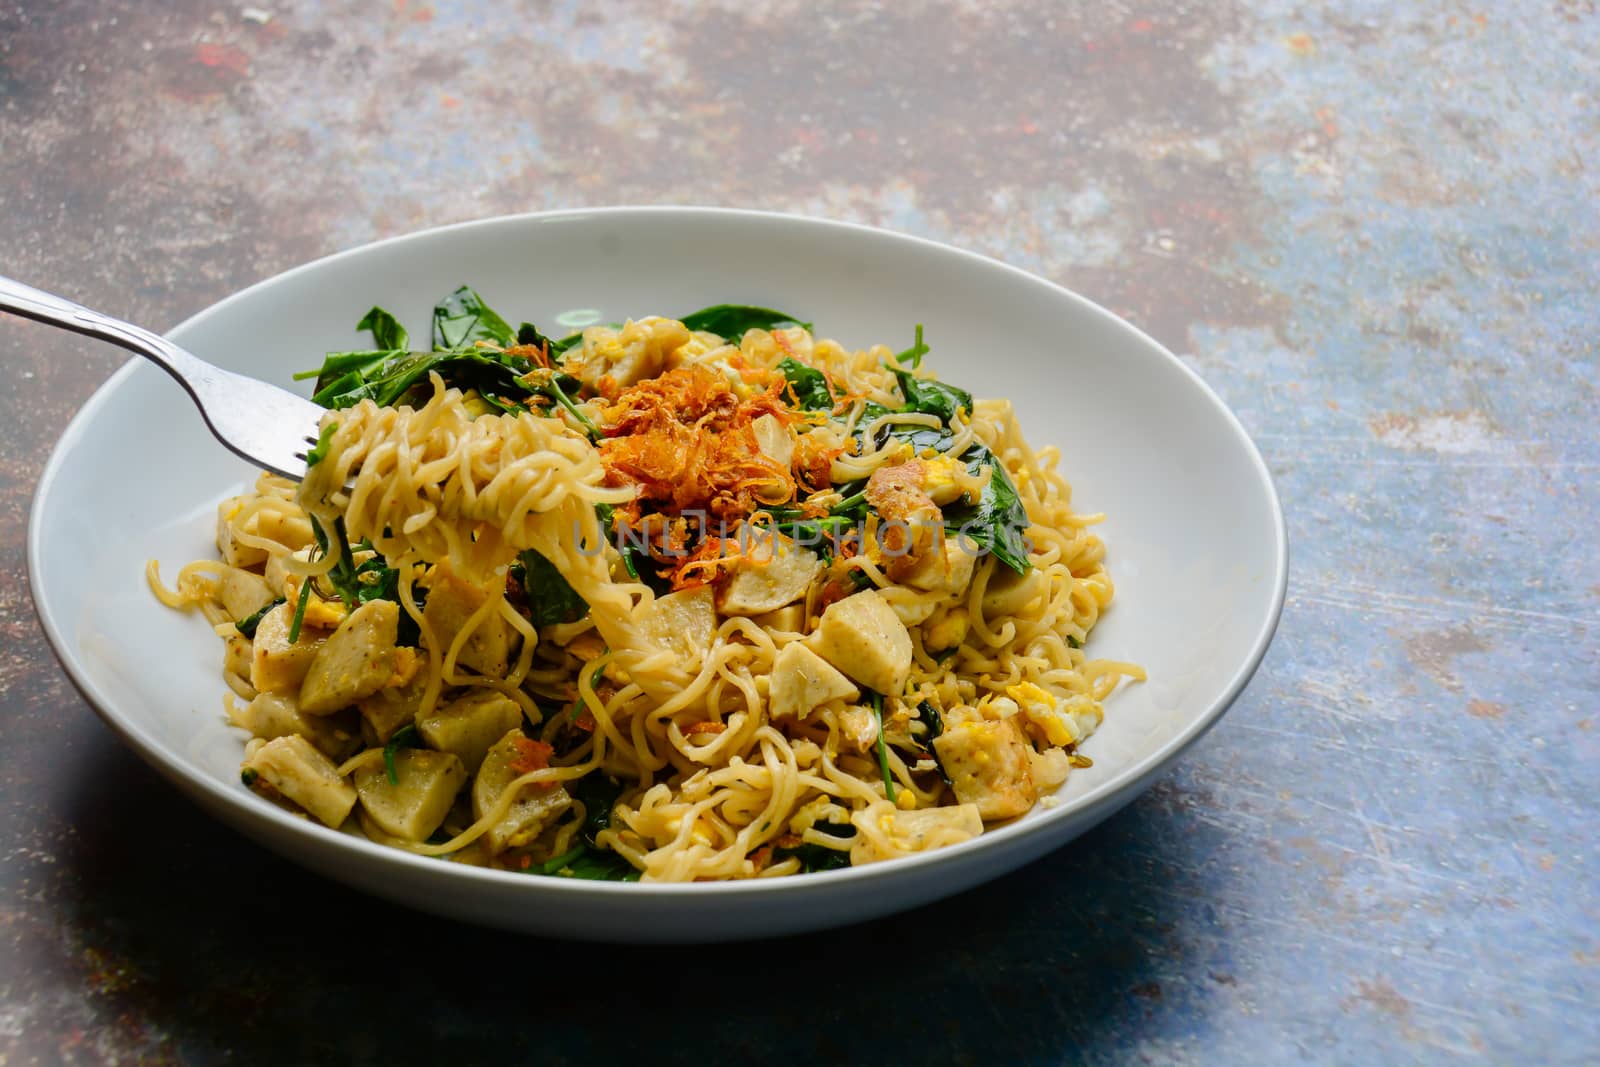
[194,42,250,78]
[1131,19,1154,33]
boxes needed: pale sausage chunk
[806,589,913,696]
[223,632,253,680]
[217,496,268,568]
[422,560,515,677]
[417,689,524,775]
[356,675,424,745]
[242,734,357,828]
[299,600,399,714]
[749,603,806,633]
[932,716,1037,820]
[898,536,976,596]
[250,602,329,694]
[638,586,717,668]
[981,566,1044,620]
[230,690,362,761]
[769,642,860,720]
[717,530,821,616]
[472,730,574,854]
[354,748,467,842]
[217,566,276,622]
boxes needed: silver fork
[0,275,325,480]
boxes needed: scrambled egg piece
[1006,681,1101,748]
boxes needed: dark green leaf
[943,454,1031,576]
[772,821,855,873]
[516,548,589,627]
[234,597,286,638]
[776,356,834,411]
[516,321,554,351]
[891,365,972,424]
[677,304,811,341]
[307,348,535,411]
[357,306,409,351]
[433,285,515,351]
[548,331,585,357]
[561,848,643,881]
[572,773,626,844]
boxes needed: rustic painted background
[2,1,1596,1063]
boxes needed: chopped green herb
[240,767,259,787]
[895,323,929,368]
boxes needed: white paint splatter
[1370,411,1498,454]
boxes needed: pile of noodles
[161,328,1141,881]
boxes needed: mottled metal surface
[1,0,1596,1062]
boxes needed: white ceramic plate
[28,208,1285,942]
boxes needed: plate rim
[26,205,1288,901]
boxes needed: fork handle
[0,274,214,396]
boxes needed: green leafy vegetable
[433,285,515,351]
[772,821,854,873]
[383,724,420,785]
[776,356,835,411]
[547,330,586,357]
[515,548,589,627]
[306,346,534,411]
[871,691,897,802]
[573,772,625,844]
[517,773,640,880]
[895,323,929,368]
[234,597,286,638]
[516,320,555,352]
[870,422,1032,577]
[891,365,972,424]
[303,421,336,469]
[357,306,409,351]
[522,368,599,440]
[678,304,810,340]
[941,450,1031,576]
[240,767,259,787]
[551,847,642,881]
